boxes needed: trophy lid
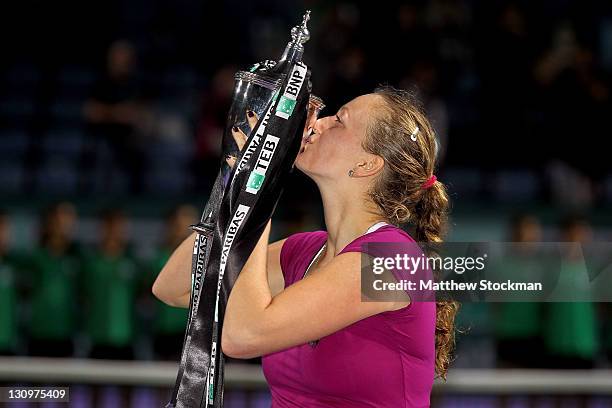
[242,11,312,81]
[275,10,311,67]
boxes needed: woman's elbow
[152,279,188,308]
[151,279,170,304]
[221,325,262,359]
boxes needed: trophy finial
[291,10,311,45]
[302,10,311,27]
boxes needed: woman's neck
[318,181,387,258]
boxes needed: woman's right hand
[226,100,320,168]
[225,109,259,168]
[153,101,319,307]
[152,110,265,308]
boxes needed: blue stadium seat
[494,170,540,202]
[0,161,25,193]
[0,98,36,123]
[129,387,157,408]
[49,99,86,125]
[604,174,612,204]
[147,141,193,164]
[162,65,197,92]
[57,65,96,99]
[58,65,96,87]
[87,164,130,194]
[41,129,85,158]
[50,99,84,122]
[223,390,248,408]
[0,130,30,158]
[2,63,41,96]
[35,158,79,194]
[145,165,192,194]
[444,168,484,197]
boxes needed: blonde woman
[154,86,458,407]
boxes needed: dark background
[2,1,612,213]
[1,0,612,389]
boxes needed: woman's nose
[313,116,332,134]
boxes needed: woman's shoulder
[339,224,417,255]
[279,230,327,285]
[281,230,327,255]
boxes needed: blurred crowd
[1,1,612,210]
[2,2,612,407]
[0,202,198,361]
[2,0,612,371]
[1,203,611,370]
[457,212,612,370]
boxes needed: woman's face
[296,94,380,180]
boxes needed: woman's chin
[294,150,309,172]
[296,140,322,172]
[298,141,311,156]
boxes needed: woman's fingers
[231,126,248,151]
[246,109,259,130]
[227,109,259,169]
[225,154,237,168]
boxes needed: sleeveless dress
[261,224,436,407]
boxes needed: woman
[153,86,458,407]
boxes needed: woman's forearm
[222,220,272,356]
[152,231,196,308]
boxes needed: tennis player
[153,86,458,407]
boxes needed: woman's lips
[299,131,313,154]
[299,127,320,154]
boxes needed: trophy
[221,11,322,179]
[166,11,324,408]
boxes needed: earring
[348,169,354,177]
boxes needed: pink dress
[261,225,436,407]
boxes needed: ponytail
[364,85,460,380]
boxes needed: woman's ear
[354,155,384,177]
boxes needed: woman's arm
[153,111,290,308]
[152,229,287,308]
[267,236,287,297]
[222,223,409,359]
[152,232,196,308]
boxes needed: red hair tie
[421,175,437,190]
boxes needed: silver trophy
[220,10,324,178]
[169,11,324,408]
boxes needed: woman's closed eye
[335,114,343,125]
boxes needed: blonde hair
[363,85,459,379]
